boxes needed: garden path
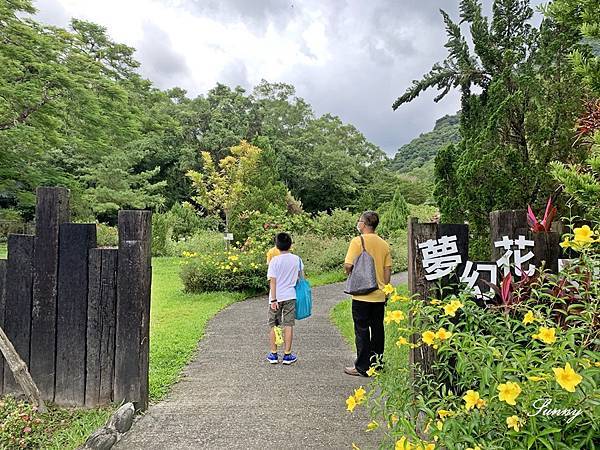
[116,273,407,450]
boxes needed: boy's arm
[269,277,278,310]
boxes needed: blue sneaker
[267,352,279,364]
[282,353,297,365]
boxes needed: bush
[388,231,409,273]
[96,223,118,247]
[180,247,267,293]
[350,230,600,449]
[170,202,219,240]
[313,209,358,239]
[170,230,226,256]
[379,189,410,237]
[293,234,349,274]
[152,212,176,257]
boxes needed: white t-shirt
[267,253,303,302]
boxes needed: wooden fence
[408,209,563,376]
[0,187,152,410]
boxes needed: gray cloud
[136,22,192,90]
[219,59,250,90]
[33,0,70,27]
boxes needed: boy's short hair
[361,211,379,230]
[275,232,292,251]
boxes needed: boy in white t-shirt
[266,232,304,365]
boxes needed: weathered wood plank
[0,259,7,395]
[55,224,96,406]
[407,218,438,377]
[3,234,35,394]
[531,231,561,274]
[85,248,118,407]
[114,210,152,410]
[31,186,70,400]
[489,209,527,260]
[438,223,469,289]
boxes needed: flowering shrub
[180,247,267,293]
[347,227,600,449]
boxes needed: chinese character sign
[418,234,536,299]
[418,235,462,281]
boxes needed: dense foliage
[394,0,593,257]
[389,114,460,173]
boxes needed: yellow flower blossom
[532,326,556,344]
[390,413,399,425]
[383,284,395,295]
[274,326,284,346]
[384,310,405,324]
[346,395,357,412]
[559,237,571,249]
[463,390,482,410]
[595,362,600,367]
[396,336,410,347]
[366,420,379,431]
[574,225,596,243]
[506,415,523,432]
[476,398,487,409]
[352,444,361,450]
[435,328,452,341]
[366,367,378,377]
[430,299,441,305]
[466,447,482,450]
[527,375,547,382]
[443,299,463,317]
[353,386,366,403]
[522,311,535,324]
[437,409,452,419]
[553,362,583,392]
[497,381,522,405]
[422,331,436,346]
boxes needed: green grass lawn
[0,243,6,259]
[330,283,410,353]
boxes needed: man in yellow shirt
[343,211,391,377]
[266,246,281,264]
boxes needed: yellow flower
[395,437,410,450]
[436,420,443,431]
[532,326,556,344]
[352,444,361,450]
[435,328,452,341]
[553,362,583,392]
[274,326,284,346]
[390,413,399,425]
[384,310,406,324]
[366,420,379,431]
[466,447,482,450]
[353,386,366,403]
[383,284,395,295]
[396,336,410,347]
[522,311,535,325]
[443,299,464,317]
[497,381,522,405]
[366,367,378,377]
[595,362,600,367]
[422,331,436,346]
[437,409,452,419]
[430,299,441,305]
[559,237,571,249]
[574,225,596,243]
[506,415,523,432]
[527,375,547,382]
[463,390,481,410]
[346,395,357,412]
[476,398,487,409]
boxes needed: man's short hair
[361,211,379,230]
[275,232,292,251]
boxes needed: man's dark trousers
[352,299,385,375]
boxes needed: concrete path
[116,273,407,450]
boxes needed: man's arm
[383,266,391,285]
[344,263,353,275]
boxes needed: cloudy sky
[33,0,543,155]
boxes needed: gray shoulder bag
[344,235,378,295]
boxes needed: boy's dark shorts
[268,299,296,327]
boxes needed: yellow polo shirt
[266,247,281,264]
[344,233,392,302]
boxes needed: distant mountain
[390,113,460,173]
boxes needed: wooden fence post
[3,234,35,394]
[86,248,118,407]
[489,209,527,261]
[114,211,152,411]
[55,224,97,406]
[0,260,6,395]
[30,187,70,400]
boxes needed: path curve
[116,273,407,450]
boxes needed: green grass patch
[307,270,345,287]
[149,257,244,401]
[330,283,410,354]
[0,243,6,259]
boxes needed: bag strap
[359,234,367,252]
[298,256,304,279]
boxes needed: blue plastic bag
[295,258,312,320]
